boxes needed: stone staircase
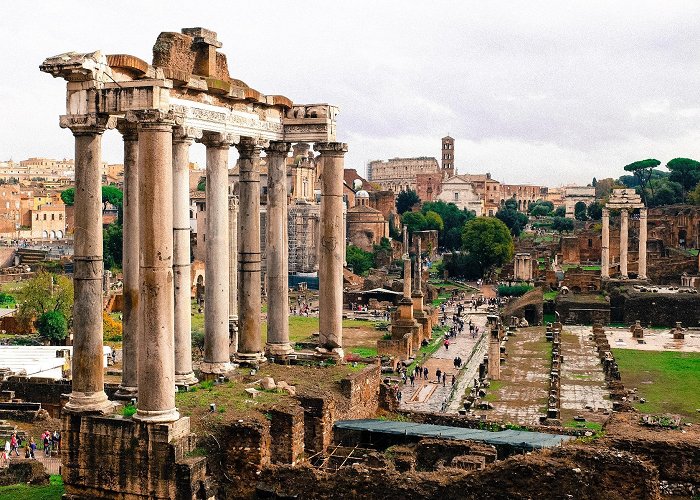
[0,419,27,445]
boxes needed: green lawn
[612,349,700,422]
[0,474,64,499]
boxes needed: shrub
[497,284,534,297]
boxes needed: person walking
[43,431,51,456]
[451,374,456,386]
[9,433,19,457]
[409,373,415,387]
[435,368,442,382]
[29,438,36,459]
[442,372,446,386]
[423,366,428,379]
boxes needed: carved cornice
[265,141,291,157]
[59,114,117,135]
[200,131,240,148]
[314,142,348,157]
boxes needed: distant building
[366,157,440,193]
[441,135,455,177]
[500,184,544,212]
[436,175,483,216]
[563,186,596,217]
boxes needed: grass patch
[565,420,603,432]
[0,474,64,499]
[349,347,378,358]
[543,291,558,301]
[121,404,137,417]
[612,349,700,422]
[482,380,503,402]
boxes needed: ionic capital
[173,126,203,145]
[236,136,268,160]
[314,141,348,157]
[201,131,239,149]
[60,113,117,135]
[126,109,178,130]
[265,141,291,158]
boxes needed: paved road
[399,302,489,413]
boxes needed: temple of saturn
[601,188,647,280]
[40,27,346,498]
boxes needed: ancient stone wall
[298,394,336,456]
[338,364,381,420]
[620,291,700,327]
[555,294,610,325]
[62,414,209,500]
[268,405,305,466]
[256,446,660,500]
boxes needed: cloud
[1,0,699,186]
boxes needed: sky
[1,0,699,186]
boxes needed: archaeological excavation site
[0,15,699,500]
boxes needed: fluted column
[201,132,237,374]
[412,237,424,312]
[115,122,139,399]
[315,142,348,355]
[265,141,293,357]
[236,138,266,362]
[228,195,239,357]
[620,209,629,279]
[601,208,610,280]
[130,111,179,423]
[61,114,115,414]
[173,127,201,386]
[638,208,647,280]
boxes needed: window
[51,214,55,221]
[454,192,459,201]
[59,214,63,220]
[43,214,47,220]
[588,239,593,248]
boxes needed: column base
[64,390,116,415]
[174,372,199,388]
[200,361,234,375]
[265,342,294,357]
[113,385,138,401]
[132,407,180,424]
[234,352,266,367]
[315,347,344,360]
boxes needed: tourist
[53,430,61,452]
[442,373,446,386]
[435,368,442,382]
[444,339,449,350]
[9,433,18,457]
[29,437,36,459]
[43,430,51,456]
[409,373,415,386]
[451,374,456,386]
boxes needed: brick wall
[339,364,381,420]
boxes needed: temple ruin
[40,27,346,499]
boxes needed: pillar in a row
[638,208,647,280]
[228,194,239,358]
[601,208,610,280]
[236,137,265,362]
[315,142,348,356]
[201,132,236,375]
[412,237,424,312]
[115,122,139,400]
[173,127,201,386]
[620,209,629,279]
[130,110,179,423]
[265,141,293,357]
[62,114,115,414]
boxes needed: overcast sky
[1,1,699,186]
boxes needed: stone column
[130,111,179,423]
[62,115,114,414]
[638,208,647,280]
[236,137,265,362]
[173,127,201,386]
[601,208,610,280]
[114,123,139,400]
[620,209,629,279]
[315,142,347,356]
[201,132,236,374]
[265,141,293,357]
[228,194,238,357]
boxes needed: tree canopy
[346,245,374,276]
[552,216,574,233]
[424,211,444,232]
[461,217,514,276]
[666,158,700,195]
[36,310,68,343]
[17,271,73,333]
[528,200,553,216]
[495,201,528,236]
[401,211,427,235]
[587,202,603,221]
[420,200,474,250]
[396,189,420,214]
[623,159,660,204]
[574,201,588,221]
[60,186,123,209]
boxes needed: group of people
[1,429,60,462]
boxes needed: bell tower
[441,135,455,177]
